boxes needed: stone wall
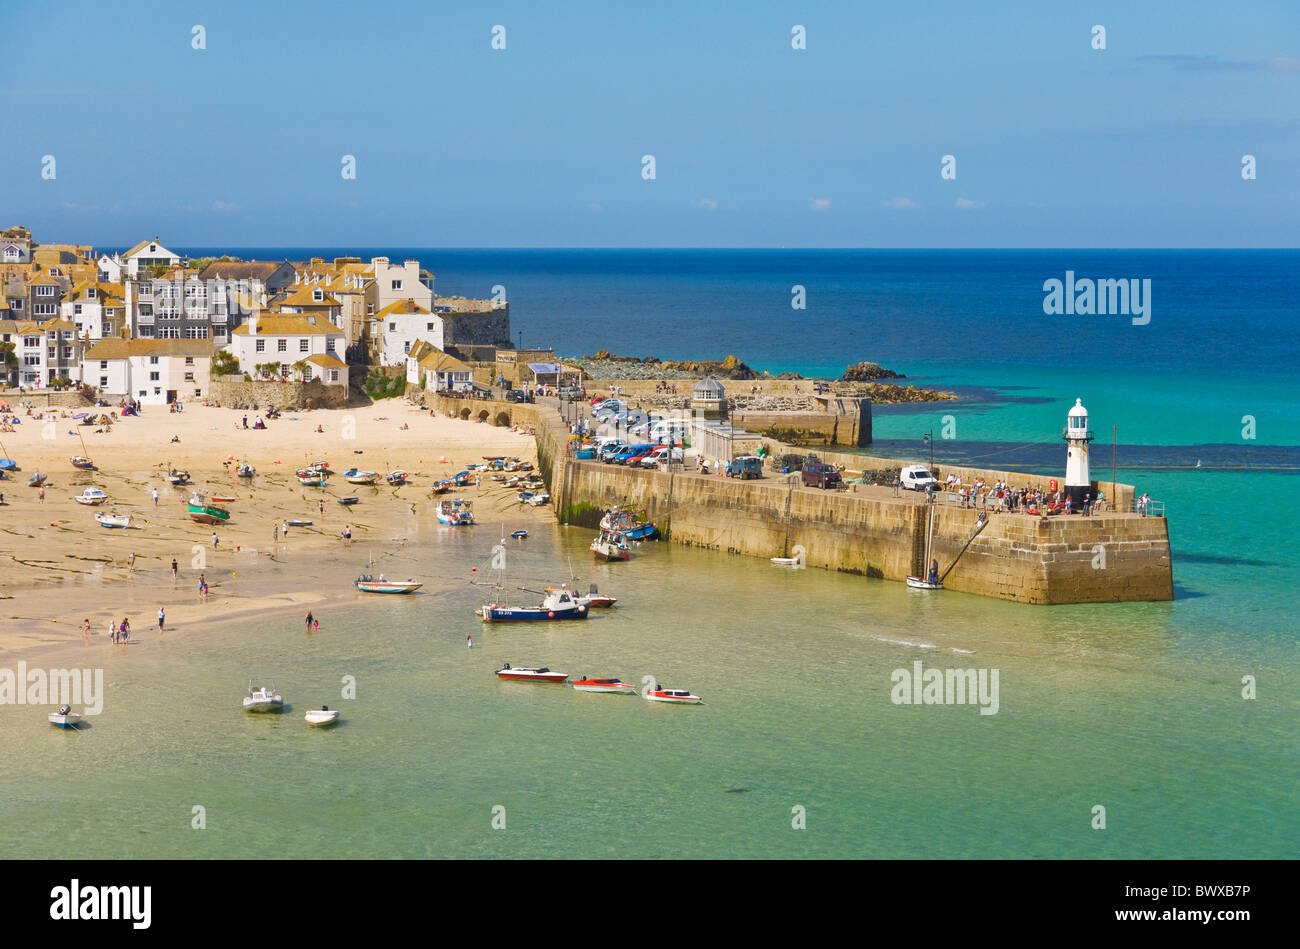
[208,376,351,409]
[442,306,510,349]
[730,409,870,447]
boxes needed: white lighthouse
[1064,398,1094,507]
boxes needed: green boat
[187,494,230,524]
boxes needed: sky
[0,0,1296,248]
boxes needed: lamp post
[923,430,933,471]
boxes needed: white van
[899,464,940,491]
[650,419,690,441]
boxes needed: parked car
[726,456,764,480]
[593,399,629,419]
[640,446,685,467]
[503,389,526,404]
[614,444,656,465]
[899,464,940,491]
[558,386,584,401]
[598,440,630,462]
[801,461,842,489]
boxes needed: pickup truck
[801,461,842,489]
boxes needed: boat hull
[481,604,588,622]
[591,546,630,562]
[243,701,283,713]
[645,693,703,705]
[305,710,340,726]
[573,682,636,694]
[95,514,134,529]
[495,671,569,683]
[188,504,229,523]
[905,577,944,590]
[356,582,422,594]
[49,713,81,728]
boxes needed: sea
[1,250,1295,859]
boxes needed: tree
[292,359,309,383]
[211,350,240,376]
[0,341,16,386]
[255,361,281,381]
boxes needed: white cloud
[809,197,831,212]
[954,197,985,210]
[211,201,237,212]
[587,202,603,212]
[696,198,719,211]
[884,197,916,210]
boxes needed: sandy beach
[0,397,549,660]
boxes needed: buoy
[471,567,477,572]
[548,611,554,618]
[232,572,237,577]
[438,456,447,463]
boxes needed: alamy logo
[49,880,151,929]
[1042,270,1151,325]
[0,663,103,714]
[890,660,999,715]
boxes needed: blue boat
[479,588,588,623]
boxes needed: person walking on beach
[152,487,159,507]
[171,557,178,579]
[343,525,352,548]
[38,485,44,503]
[157,607,165,633]
[318,499,324,516]
[305,611,314,632]
[282,520,289,539]
[107,617,115,642]
[83,619,91,645]
[211,531,219,549]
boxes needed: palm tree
[292,359,309,383]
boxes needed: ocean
[2,250,1295,858]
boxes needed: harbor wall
[208,377,351,409]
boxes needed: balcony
[136,312,155,325]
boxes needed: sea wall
[729,409,870,447]
[207,377,351,409]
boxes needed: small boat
[343,468,378,484]
[526,492,550,507]
[572,583,617,608]
[167,468,190,485]
[305,707,340,726]
[337,496,360,506]
[590,528,631,562]
[73,487,108,505]
[28,471,46,487]
[307,460,332,472]
[187,493,230,524]
[297,471,329,486]
[95,512,135,529]
[286,519,312,527]
[771,556,801,566]
[49,704,81,728]
[494,665,568,684]
[386,470,409,486]
[210,494,237,503]
[452,470,473,487]
[355,575,423,594]
[601,509,657,541]
[70,456,95,470]
[243,683,283,712]
[572,677,637,695]
[0,459,17,471]
[436,498,475,526]
[645,688,704,705]
[431,479,453,495]
[479,587,588,623]
[510,529,528,539]
[906,497,944,591]
[236,463,256,478]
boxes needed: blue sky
[1,0,1296,248]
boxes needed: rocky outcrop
[572,352,759,380]
[841,361,903,382]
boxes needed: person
[272,524,278,543]
[83,619,91,644]
[318,499,324,516]
[128,552,136,573]
[282,521,289,539]
[467,635,473,648]
[315,424,324,433]
[152,487,159,507]
[171,558,178,579]
[305,611,314,632]
[198,573,206,599]
[343,525,352,547]
[211,531,219,549]
[928,559,939,585]
[242,415,248,429]
[38,485,44,503]
[107,617,115,642]
[157,607,165,632]
[313,618,319,632]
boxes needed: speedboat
[73,487,108,505]
[337,496,360,505]
[95,512,135,529]
[70,456,95,470]
[645,687,703,705]
[167,468,190,485]
[386,470,409,486]
[343,468,378,484]
[590,528,631,562]
[305,707,340,726]
[574,584,617,608]
[49,704,81,728]
[243,684,283,712]
[436,498,475,526]
[494,665,568,684]
[572,677,637,694]
[479,587,588,622]
[355,575,423,594]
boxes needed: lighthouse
[1063,398,1094,507]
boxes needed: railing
[1132,499,1165,517]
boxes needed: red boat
[495,664,568,684]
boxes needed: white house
[120,238,182,277]
[81,338,213,404]
[371,257,433,312]
[228,313,348,388]
[407,341,473,393]
[378,298,442,366]
[96,254,123,282]
[61,282,126,341]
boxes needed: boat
[49,705,81,728]
[771,556,801,566]
[210,494,237,503]
[343,468,378,484]
[0,459,16,472]
[479,586,588,622]
[297,469,330,486]
[572,677,637,694]
[436,498,475,526]
[166,468,190,485]
[28,471,46,487]
[510,529,528,539]
[571,583,617,608]
[355,574,423,594]
[305,707,340,726]
[187,493,230,524]
[306,460,331,472]
[590,528,631,562]
[236,463,256,478]
[386,470,409,486]
[906,496,944,590]
[73,488,108,505]
[242,683,283,712]
[526,492,550,507]
[337,496,360,506]
[70,456,95,470]
[601,508,657,541]
[95,512,136,529]
[494,664,569,684]
[645,687,704,705]
[452,470,473,487]
[285,519,312,526]
[431,479,453,495]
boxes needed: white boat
[590,528,631,562]
[480,586,589,623]
[525,491,550,506]
[495,664,569,684]
[355,575,423,594]
[572,677,637,694]
[167,468,190,485]
[771,556,801,566]
[906,496,943,591]
[242,683,283,712]
[73,488,108,505]
[645,687,704,705]
[436,498,475,526]
[343,468,378,484]
[49,704,81,728]
[95,512,135,529]
[305,707,339,726]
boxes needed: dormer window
[312,289,323,302]
[88,287,97,298]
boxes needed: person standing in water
[305,611,314,632]
[467,635,473,649]
[171,558,178,579]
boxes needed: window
[62,347,72,359]
[329,370,339,382]
[302,364,313,381]
[24,355,40,366]
[74,304,82,315]
[12,300,22,310]
[34,304,55,316]
[100,376,108,387]
[149,372,160,381]
[87,288,96,298]
[326,338,336,352]
[185,327,209,339]
[277,339,287,352]
[184,372,194,381]
[149,356,159,364]
[47,347,55,359]
[153,387,161,395]
[100,361,108,369]
[138,390,146,398]
[185,357,194,365]
[299,338,309,352]
[23,337,38,347]
[427,322,434,331]
[367,303,375,315]
[62,331,73,340]
[391,280,401,290]
[255,340,265,352]
[194,389,202,397]
[35,285,54,296]
[389,322,396,332]
[279,363,289,377]
[312,289,323,301]
[404,341,410,354]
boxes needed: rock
[841,361,903,382]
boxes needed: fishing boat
[436,498,475,526]
[296,469,330,486]
[28,470,46,487]
[343,468,378,484]
[73,487,108,505]
[494,665,568,684]
[906,497,943,590]
[305,707,340,726]
[242,683,283,712]
[166,468,191,485]
[187,493,230,524]
[431,479,453,495]
[601,508,657,541]
[337,496,360,506]
[306,459,331,472]
[452,470,473,487]
[526,491,550,507]
[49,705,81,728]
[386,470,409,485]
[645,687,704,705]
[70,456,95,470]
[95,512,136,529]
[236,462,256,478]
[590,528,631,562]
[355,574,423,594]
[479,586,588,622]
[286,519,312,526]
[572,677,637,694]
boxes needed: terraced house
[228,312,348,388]
[61,281,127,341]
[82,338,213,404]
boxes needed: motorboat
[343,468,378,484]
[355,574,423,594]
[95,512,135,529]
[187,493,230,524]
[305,707,340,726]
[210,494,237,503]
[436,498,475,526]
[28,471,46,487]
[297,469,330,486]
[479,587,588,622]
[285,519,312,527]
[236,463,256,478]
[590,528,631,562]
[452,470,473,487]
[337,496,360,506]
[572,583,617,608]
[572,677,637,695]
[601,508,657,541]
[431,479,453,495]
[49,704,81,728]
[771,556,801,566]
[70,456,95,470]
[243,683,283,712]
[525,492,550,507]
[73,487,108,505]
[510,529,528,539]
[494,665,568,684]
[386,470,409,486]
[167,468,191,485]
[645,687,704,705]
